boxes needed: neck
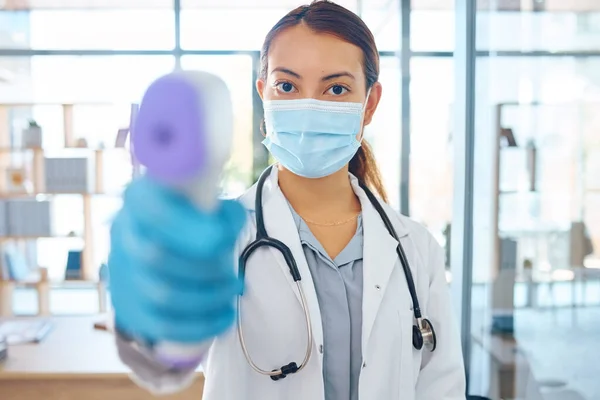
[277,165,360,216]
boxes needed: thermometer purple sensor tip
[133,70,233,211]
[132,71,234,368]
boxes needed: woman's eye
[327,85,348,96]
[276,82,296,93]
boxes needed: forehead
[267,24,364,77]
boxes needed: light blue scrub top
[288,206,364,400]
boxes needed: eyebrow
[322,72,355,81]
[271,67,355,81]
[271,67,301,78]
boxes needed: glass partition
[467,7,600,400]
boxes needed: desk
[0,316,204,400]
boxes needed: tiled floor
[513,307,600,400]
[469,280,600,400]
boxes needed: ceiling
[1,0,599,11]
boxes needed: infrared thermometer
[132,70,234,368]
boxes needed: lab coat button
[319,345,324,354]
[362,362,367,368]
[375,284,381,290]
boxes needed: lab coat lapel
[351,178,408,354]
[255,167,324,362]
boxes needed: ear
[256,79,266,101]
[362,82,382,126]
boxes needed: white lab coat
[121,166,466,399]
[198,167,466,400]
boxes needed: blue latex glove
[108,177,246,344]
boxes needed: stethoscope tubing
[237,280,313,377]
[236,165,429,379]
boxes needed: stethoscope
[237,165,437,381]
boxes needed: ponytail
[349,140,388,203]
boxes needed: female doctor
[108,1,466,399]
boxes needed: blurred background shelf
[0,102,129,316]
[0,268,108,317]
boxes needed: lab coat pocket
[398,310,417,399]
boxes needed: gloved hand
[108,177,246,344]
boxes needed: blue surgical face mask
[262,97,368,179]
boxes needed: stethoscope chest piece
[412,318,437,352]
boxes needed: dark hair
[259,0,388,202]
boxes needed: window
[0,55,175,104]
[0,9,175,50]
[412,9,455,52]
[412,2,600,52]
[180,8,286,51]
[477,11,600,51]
[180,1,396,51]
[365,56,402,209]
[411,0,455,52]
[362,1,401,51]
[410,57,454,247]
